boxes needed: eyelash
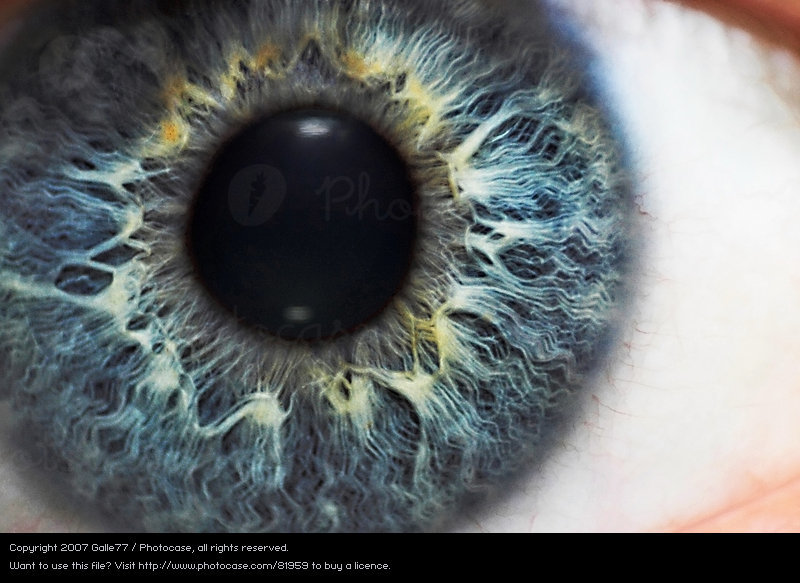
[0,0,632,532]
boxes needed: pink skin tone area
[1,0,800,532]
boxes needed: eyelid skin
[675,0,800,57]
[0,0,30,21]
[0,1,27,50]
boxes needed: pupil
[187,108,418,341]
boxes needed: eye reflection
[0,0,632,532]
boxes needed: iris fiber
[0,0,632,532]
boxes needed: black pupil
[187,108,417,341]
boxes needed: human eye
[4,0,788,528]
[0,0,637,533]
[450,0,800,532]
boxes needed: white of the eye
[451,0,800,532]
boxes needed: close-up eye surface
[0,0,632,532]
[4,0,800,534]
[452,0,800,532]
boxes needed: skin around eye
[0,0,631,532]
[676,0,800,56]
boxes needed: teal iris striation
[0,0,633,532]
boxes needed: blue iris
[0,0,633,532]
